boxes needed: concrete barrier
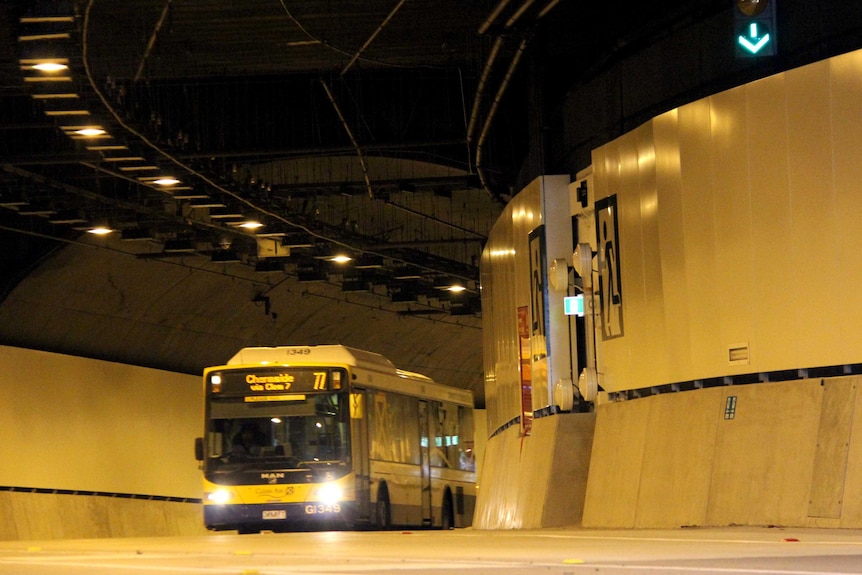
[583,376,862,528]
[474,412,595,529]
[0,491,207,540]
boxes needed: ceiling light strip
[18,33,71,41]
[19,57,70,65]
[44,110,90,116]
[32,93,79,99]
[118,165,159,171]
[24,76,72,82]
[19,16,76,23]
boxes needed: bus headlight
[317,483,343,506]
[206,489,233,505]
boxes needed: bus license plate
[262,510,286,520]
[305,503,341,515]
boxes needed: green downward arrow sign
[738,22,771,54]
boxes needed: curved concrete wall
[478,48,862,530]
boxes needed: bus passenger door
[352,389,371,521]
[418,400,432,526]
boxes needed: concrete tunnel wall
[0,345,207,540]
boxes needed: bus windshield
[203,392,350,473]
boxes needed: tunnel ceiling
[0,0,733,402]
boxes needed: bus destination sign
[215,369,332,396]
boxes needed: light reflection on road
[1,527,862,574]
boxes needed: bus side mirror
[195,437,204,461]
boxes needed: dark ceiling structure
[2,0,861,403]
[2,0,745,305]
[1,0,564,400]
[2,0,515,308]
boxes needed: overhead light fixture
[73,127,106,137]
[22,60,72,81]
[238,221,264,230]
[329,254,353,264]
[153,177,180,186]
[87,226,113,235]
[434,279,470,292]
[30,62,68,72]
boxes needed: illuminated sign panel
[564,295,584,317]
[211,368,335,396]
[735,0,776,57]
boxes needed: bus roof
[227,345,394,372]
[224,345,472,406]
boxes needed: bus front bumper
[204,501,358,532]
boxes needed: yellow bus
[194,345,477,533]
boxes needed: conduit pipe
[341,0,407,75]
[468,0,563,203]
[134,0,172,82]
[319,80,374,199]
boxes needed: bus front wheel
[375,485,391,530]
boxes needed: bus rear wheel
[375,485,391,530]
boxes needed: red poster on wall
[517,306,532,436]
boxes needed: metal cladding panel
[480,175,573,433]
[589,48,862,393]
